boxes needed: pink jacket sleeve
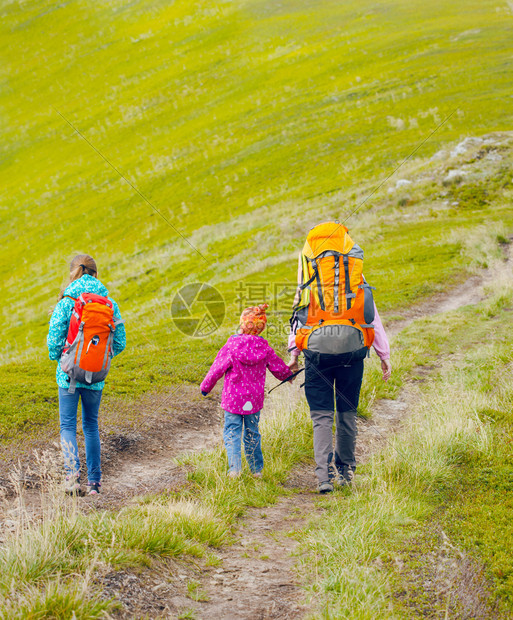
[267,349,293,381]
[200,343,232,394]
[288,331,299,356]
[371,304,390,361]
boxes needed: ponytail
[56,254,97,303]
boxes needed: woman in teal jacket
[47,254,126,495]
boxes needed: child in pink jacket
[201,304,292,477]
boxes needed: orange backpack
[60,293,122,393]
[290,222,375,357]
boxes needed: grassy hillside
[1,2,513,616]
[1,0,513,438]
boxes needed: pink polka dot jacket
[200,334,292,415]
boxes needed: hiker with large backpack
[288,222,391,494]
[47,255,126,495]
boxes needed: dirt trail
[385,266,503,339]
[1,249,510,618]
[199,494,314,620]
[97,390,223,510]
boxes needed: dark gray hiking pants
[304,353,364,483]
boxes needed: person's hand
[381,359,392,382]
[288,357,299,374]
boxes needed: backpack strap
[68,378,77,394]
[333,255,340,312]
[299,259,325,309]
[342,255,356,310]
[312,259,325,311]
[299,269,316,290]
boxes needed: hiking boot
[338,465,355,487]
[87,482,101,495]
[65,473,83,496]
[318,481,334,494]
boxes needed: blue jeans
[58,387,103,483]
[223,411,263,474]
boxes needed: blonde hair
[56,254,97,302]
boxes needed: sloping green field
[1,0,512,435]
[2,2,513,617]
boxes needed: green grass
[177,608,198,620]
[0,582,114,620]
[0,492,229,616]
[435,369,513,607]
[1,0,513,439]
[186,580,210,602]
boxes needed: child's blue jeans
[58,387,102,483]
[223,411,263,474]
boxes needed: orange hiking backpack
[290,222,375,357]
[60,293,122,393]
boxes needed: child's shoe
[64,473,83,496]
[252,471,263,479]
[87,482,101,495]
[228,470,241,478]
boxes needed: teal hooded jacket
[47,274,126,390]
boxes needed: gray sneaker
[318,481,334,494]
